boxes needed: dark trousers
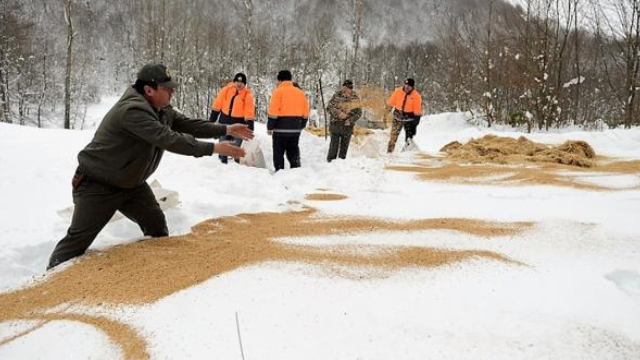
[219,135,244,164]
[405,119,419,140]
[48,173,168,269]
[327,131,352,162]
[272,134,301,171]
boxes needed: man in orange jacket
[386,78,422,153]
[210,73,256,163]
[267,70,310,171]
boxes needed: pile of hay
[440,135,596,167]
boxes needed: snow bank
[0,107,639,360]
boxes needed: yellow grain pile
[440,135,597,167]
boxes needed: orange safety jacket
[210,82,255,125]
[267,81,310,136]
[387,87,422,120]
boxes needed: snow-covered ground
[1,99,639,360]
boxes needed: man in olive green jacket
[48,63,253,270]
[326,80,362,162]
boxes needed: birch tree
[63,0,75,129]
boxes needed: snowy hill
[1,108,640,360]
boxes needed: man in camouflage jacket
[326,80,363,162]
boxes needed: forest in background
[1,0,639,131]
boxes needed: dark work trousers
[388,119,420,153]
[219,135,244,164]
[48,174,168,269]
[404,118,420,142]
[272,134,301,171]
[327,131,353,162]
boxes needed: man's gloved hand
[226,123,254,141]
[246,120,255,131]
[214,141,246,158]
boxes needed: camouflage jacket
[327,90,363,134]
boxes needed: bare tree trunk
[145,0,157,61]
[37,0,49,128]
[342,44,349,80]
[483,0,495,127]
[17,58,32,125]
[37,41,47,128]
[64,0,75,129]
[17,72,24,125]
[523,0,533,133]
[0,63,9,123]
[533,0,554,131]
[242,0,253,71]
[573,0,582,125]
[624,0,640,128]
[71,56,87,129]
[553,0,573,127]
[349,0,363,79]
[159,0,167,62]
[0,0,11,123]
[80,104,87,130]
[177,23,187,109]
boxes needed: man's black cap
[234,72,247,84]
[277,70,292,81]
[342,79,354,89]
[137,63,179,88]
[405,78,415,88]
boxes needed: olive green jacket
[78,86,226,188]
[327,90,362,135]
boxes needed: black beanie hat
[277,70,293,81]
[233,72,247,84]
[405,78,415,88]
